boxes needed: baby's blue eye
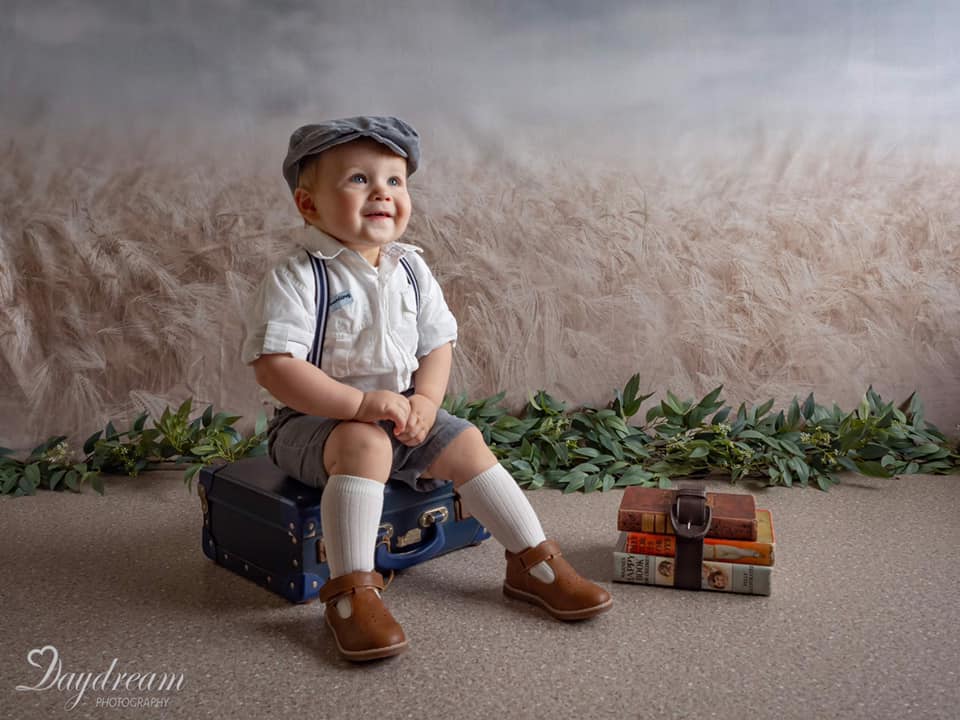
[350,174,367,183]
[388,177,401,186]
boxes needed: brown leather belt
[669,483,713,590]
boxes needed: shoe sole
[502,583,613,621]
[325,616,409,662]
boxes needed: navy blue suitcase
[198,455,491,603]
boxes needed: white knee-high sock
[457,464,555,583]
[321,474,385,578]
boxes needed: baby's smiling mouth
[363,211,393,219]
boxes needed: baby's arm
[411,341,452,405]
[253,354,410,429]
[394,342,452,446]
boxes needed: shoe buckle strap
[515,539,561,572]
[318,570,385,604]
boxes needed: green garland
[0,399,267,497]
[2,377,957,497]
[446,377,959,492]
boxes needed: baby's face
[298,138,411,265]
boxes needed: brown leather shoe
[504,539,613,621]
[318,571,408,661]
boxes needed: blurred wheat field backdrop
[1,125,959,451]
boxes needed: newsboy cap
[282,116,421,194]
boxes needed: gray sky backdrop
[2,0,958,161]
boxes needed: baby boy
[242,116,611,662]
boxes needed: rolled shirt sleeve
[413,256,458,358]
[240,255,317,365]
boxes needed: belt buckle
[669,486,712,540]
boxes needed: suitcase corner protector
[201,526,217,560]
[282,572,324,603]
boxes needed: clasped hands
[352,390,438,447]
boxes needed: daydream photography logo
[15,645,186,711]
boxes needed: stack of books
[612,486,775,596]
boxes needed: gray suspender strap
[398,256,421,314]
[669,483,712,591]
[305,251,420,369]
[306,253,329,367]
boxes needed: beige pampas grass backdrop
[2,1,959,450]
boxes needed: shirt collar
[296,226,347,259]
[296,225,424,262]
[382,241,424,261]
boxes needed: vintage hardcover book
[617,486,757,541]
[613,533,772,596]
[623,509,775,566]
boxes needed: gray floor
[1,470,958,720]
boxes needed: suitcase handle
[375,521,447,570]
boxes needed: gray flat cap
[282,116,420,194]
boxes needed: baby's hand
[353,390,411,431]
[395,394,439,447]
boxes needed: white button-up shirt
[241,227,458,407]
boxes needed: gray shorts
[266,404,475,492]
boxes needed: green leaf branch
[3,378,958,497]
[1,399,268,497]
[441,378,960,493]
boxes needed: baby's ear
[293,187,314,214]
[293,188,320,226]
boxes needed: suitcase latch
[419,506,449,528]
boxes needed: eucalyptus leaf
[618,466,653,485]
[664,392,684,415]
[2,474,17,493]
[855,460,892,478]
[787,398,801,428]
[183,464,204,486]
[48,469,66,490]
[83,431,103,454]
[755,398,775,419]
[24,463,42,488]
[711,407,732,425]
[801,393,816,419]
[562,473,586,494]
[573,462,600,474]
